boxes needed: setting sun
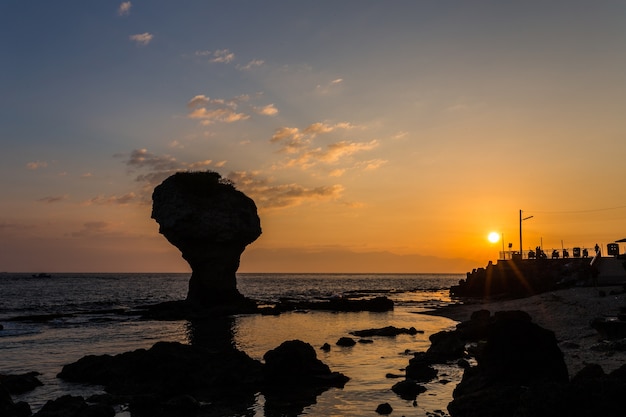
[488,232,500,243]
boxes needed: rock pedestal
[151,171,261,308]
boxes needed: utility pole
[519,210,534,259]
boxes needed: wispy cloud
[283,140,380,170]
[270,122,355,155]
[112,149,216,203]
[71,221,113,238]
[26,161,48,170]
[195,49,235,63]
[118,1,131,16]
[38,195,69,204]
[186,94,251,125]
[82,193,138,206]
[269,122,379,171]
[188,108,249,125]
[227,171,344,210]
[129,32,153,46]
[316,78,344,94]
[359,158,388,170]
[237,59,265,70]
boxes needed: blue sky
[2,1,626,272]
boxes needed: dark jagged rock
[151,171,261,308]
[262,340,349,417]
[590,316,626,340]
[58,341,263,399]
[1,382,31,417]
[426,330,466,362]
[375,402,393,415]
[33,395,114,417]
[336,337,356,347]
[405,358,438,382]
[350,325,421,337]
[263,340,349,387]
[514,363,626,417]
[0,372,43,394]
[391,379,427,401]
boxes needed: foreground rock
[1,372,42,417]
[58,339,347,417]
[448,310,568,417]
[33,395,114,417]
[1,382,30,417]
[262,340,349,416]
[151,171,261,308]
[0,372,43,395]
[350,325,421,337]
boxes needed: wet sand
[427,285,626,377]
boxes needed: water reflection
[185,315,342,417]
[185,317,236,350]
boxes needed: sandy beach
[428,285,626,377]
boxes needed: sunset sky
[2,1,625,273]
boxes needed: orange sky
[1,2,625,272]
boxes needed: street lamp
[519,209,534,259]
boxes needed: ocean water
[0,273,464,416]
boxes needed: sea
[0,273,466,416]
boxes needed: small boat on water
[32,273,52,278]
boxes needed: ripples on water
[0,273,463,416]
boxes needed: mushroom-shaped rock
[151,171,261,307]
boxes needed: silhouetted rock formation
[151,171,261,308]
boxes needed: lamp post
[519,210,534,259]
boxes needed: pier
[453,245,626,299]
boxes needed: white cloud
[129,33,153,46]
[118,1,131,16]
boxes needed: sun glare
[487,232,500,243]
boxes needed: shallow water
[0,273,463,416]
